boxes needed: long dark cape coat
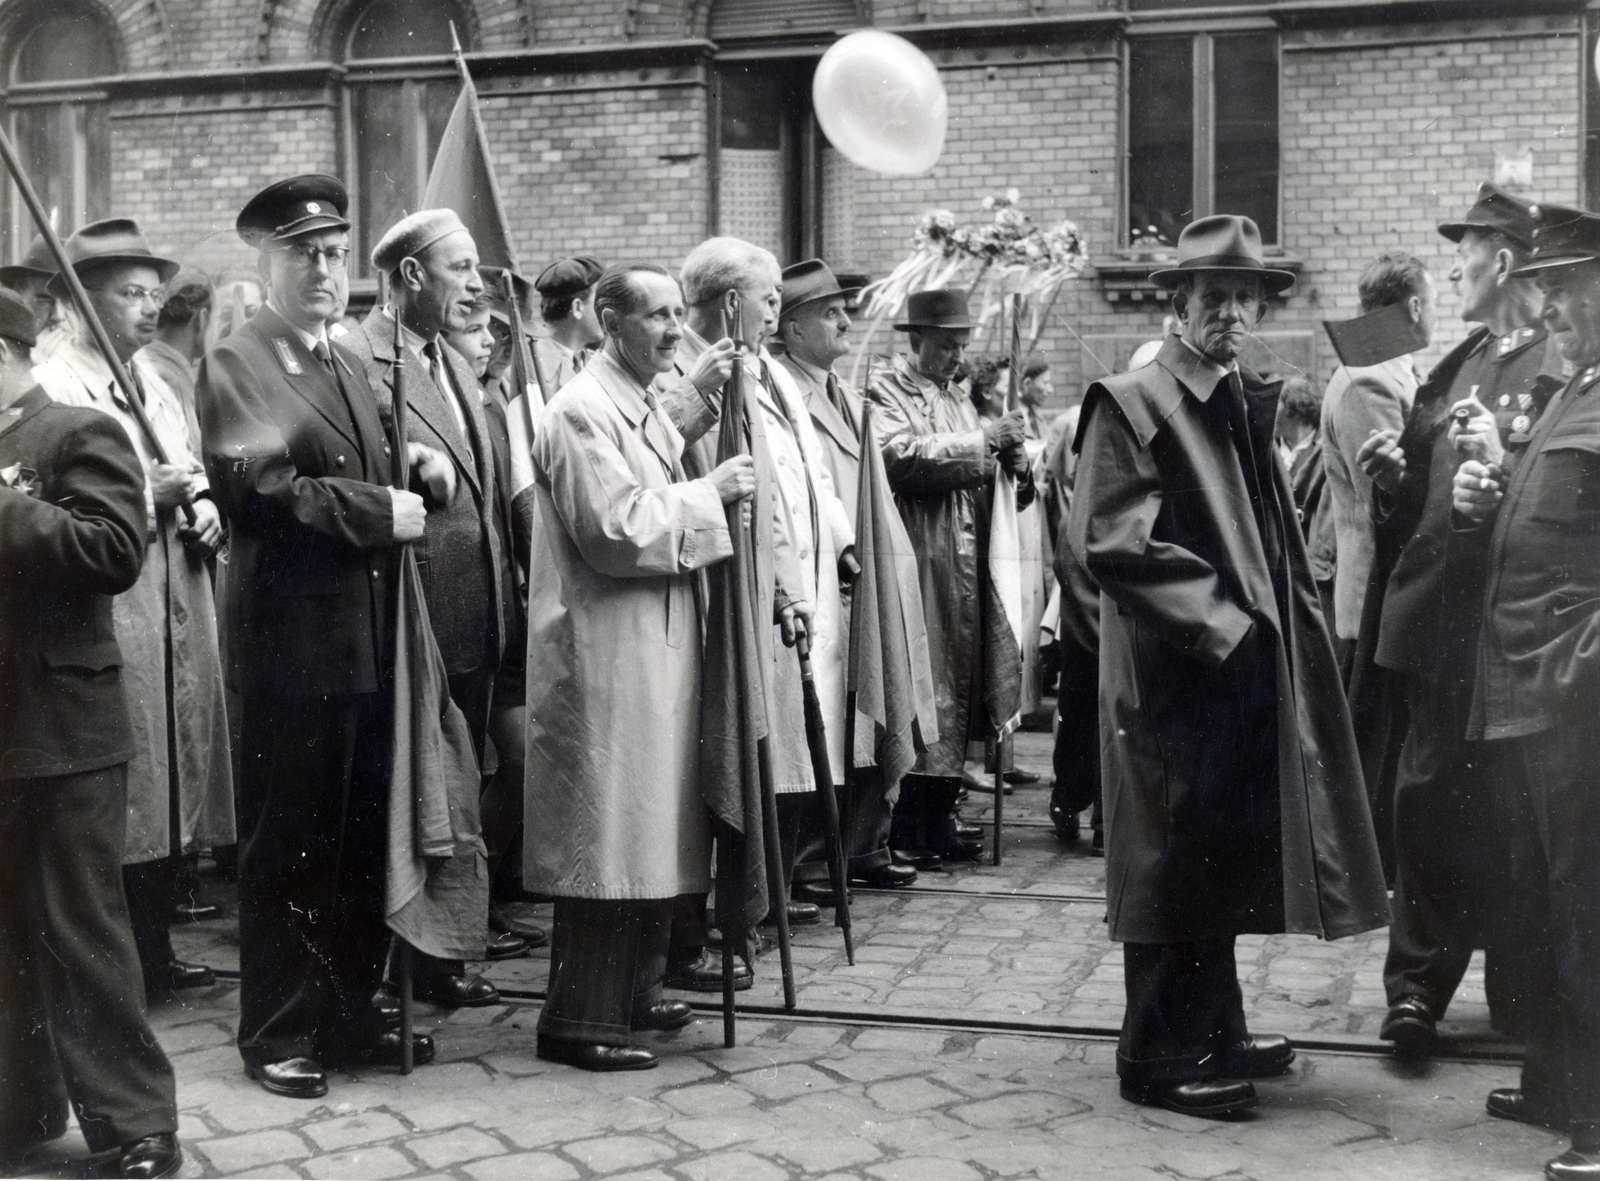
[1069,335,1389,944]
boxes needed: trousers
[538,897,674,1046]
[792,766,896,882]
[1118,938,1248,1085]
[0,766,177,1152]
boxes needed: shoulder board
[1493,325,1545,363]
[272,338,303,376]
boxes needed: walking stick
[796,634,854,964]
[0,123,197,527]
[720,838,737,1047]
[389,297,417,1076]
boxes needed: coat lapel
[0,386,52,442]
[591,353,681,477]
[253,306,360,452]
[788,359,861,459]
[441,346,493,500]
[360,308,481,496]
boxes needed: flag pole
[993,294,1025,867]
[796,634,854,964]
[0,122,196,527]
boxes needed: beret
[534,255,604,300]
[0,286,38,347]
[237,174,349,247]
[372,209,470,274]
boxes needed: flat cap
[237,174,350,247]
[0,235,55,288]
[534,255,604,301]
[1510,203,1600,275]
[1438,183,1539,250]
[372,209,469,274]
[0,286,37,347]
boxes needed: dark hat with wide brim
[0,287,38,347]
[0,234,55,288]
[1439,182,1538,250]
[237,174,350,247]
[894,288,975,332]
[46,218,179,297]
[479,265,533,307]
[1149,214,1295,294]
[1509,202,1600,275]
[781,259,860,319]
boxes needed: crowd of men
[0,170,1595,1181]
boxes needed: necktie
[312,339,335,373]
[425,340,474,462]
[825,371,857,437]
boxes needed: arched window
[5,3,118,260]
[340,0,465,277]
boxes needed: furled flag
[983,303,1026,737]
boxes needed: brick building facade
[0,0,1587,403]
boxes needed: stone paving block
[664,1115,771,1150]
[779,1023,846,1048]
[867,1156,982,1181]
[159,1019,238,1055]
[866,1076,962,1113]
[768,1130,881,1172]
[406,1126,508,1168]
[850,1029,951,1055]
[814,1052,926,1084]
[972,990,1048,1014]
[193,1128,311,1173]
[495,1113,605,1150]
[462,1151,581,1181]
[675,1150,793,1181]
[661,1082,758,1117]
[302,1146,416,1179]
[731,1061,843,1101]
[562,1133,676,1171]
[302,1111,411,1153]
[950,1089,1092,1129]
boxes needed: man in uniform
[868,288,1032,867]
[196,175,432,1099]
[34,220,233,1003]
[533,254,604,391]
[1454,204,1600,1181]
[1356,184,1555,1057]
[344,209,526,1007]
[775,258,914,895]
[0,287,183,1179]
[1069,215,1389,1118]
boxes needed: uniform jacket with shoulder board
[1069,334,1389,944]
[0,387,147,778]
[195,303,397,699]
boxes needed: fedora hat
[0,235,55,289]
[1509,203,1600,276]
[1150,215,1295,295]
[46,218,179,298]
[780,259,860,320]
[894,288,974,332]
[1438,182,1538,250]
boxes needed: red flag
[422,43,520,274]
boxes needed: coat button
[384,444,392,456]
[335,455,346,466]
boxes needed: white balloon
[813,30,948,177]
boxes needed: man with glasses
[196,175,431,1099]
[34,219,234,1009]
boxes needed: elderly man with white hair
[652,236,855,988]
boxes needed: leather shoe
[1547,1150,1600,1180]
[171,900,221,922]
[764,901,821,926]
[489,904,548,947]
[852,863,917,889]
[415,971,500,1008]
[1487,1089,1568,1131]
[537,1036,657,1072]
[1049,801,1081,843]
[484,930,530,960]
[953,819,984,841]
[372,989,402,1029]
[1222,1034,1295,1079]
[665,949,753,992]
[327,1030,435,1069]
[633,1000,694,1031]
[891,846,943,871]
[1003,768,1040,785]
[1379,997,1435,1058]
[117,1133,182,1179]
[1121,1078,1257,1118]
[934,835,985,862]
[793,881,847,906]
[146,960,214,994]
[246,1056,328,1099]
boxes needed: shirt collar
[382,305,436,359]
[1178,336,1236,381]
[266,299,329,353]
[785,352,832,387]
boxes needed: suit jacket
[343,308,505,678]
[780,353,864,521]
[196,303,397,699]
[0,387,147,779]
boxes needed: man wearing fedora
[196,175,433,1098]
[0,234,64,354]
[1068,214,1388,1117]
[777,259,916,896]
[1354,184,1556,1059]
[1453,203,1600,1181]
[34,218,235,1006]
[869,287,1032,867]
[0,285,182,1178]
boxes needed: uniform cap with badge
[44,218,180,298]
[1438,182,1540,250]
[1509,203,1600,275]
[236,174,350,247]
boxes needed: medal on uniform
[1518,393,1533,410]
[1512,414,1532,434]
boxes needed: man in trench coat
[523,262,754,1072]
[1069,215,1389,1118]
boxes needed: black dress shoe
[1222,1034,1295,1078]
[793,881,847,906]
[484,931,530,960]
[633,1000,694,1031]
[146,960,215,994]
[171,901,222,923]
[1049,801,1081,843]
[489,905,549,947]
[1487,1089,1568,1131]
[763,901,821,926]
[117,1133,182,1179]
[1003,769,1041,785]
[953,819,984,841]
[934,836,985,862]
[536,1036,657,1072]
[852,863,917,889]
[328,1031,435,1069]
[246,1056,328,1099]
[1547,1150,1600,1180]
[415,971,500,1008]
[891,847,944,871]
[1379,996,1435,1058]
[1121,1078,1258,1118]
[665,949,753,992]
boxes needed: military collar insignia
[273,337,304,376]
[1576,364,1600,395]
[1494,325,1543,362]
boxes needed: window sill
[1093,254,1304,305]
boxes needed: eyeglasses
[109,285,163,307]
[276,244,350,270]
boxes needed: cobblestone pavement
[14,732,1562,1180]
